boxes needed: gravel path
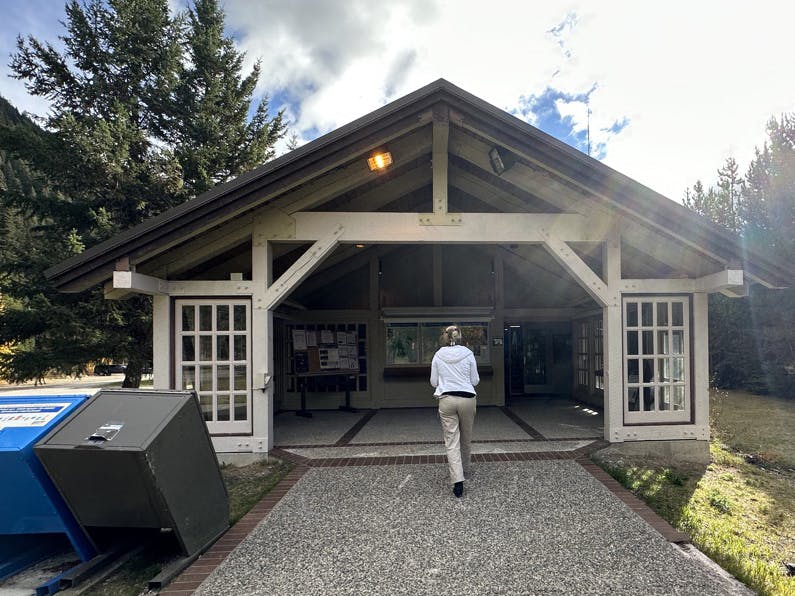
[196,461,744,595]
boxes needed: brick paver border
[576,459,690,544]
[158,464,308,596]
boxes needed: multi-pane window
[176,299,251,434]
[623,297,690,423]
[576,321,589,388]
[594,318,604,391]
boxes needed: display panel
[385,321,490,365]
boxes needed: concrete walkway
[187,460,747,596]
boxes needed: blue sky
[2,1,794,203]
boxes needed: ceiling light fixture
[489,146,516,176]
[367,151,393,171]
[488,147,505,175]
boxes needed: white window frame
[576,320,589,388]
[623,296,691,424]
[175,299,252,435]
[594,318,604,391]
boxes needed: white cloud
[526,2,795,199]
[224,0,572,137]
[2,0,794,202]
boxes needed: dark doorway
[504,323,572,397]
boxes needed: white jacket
[430,345,480,398]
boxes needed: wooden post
[602,230,623,442]
[692,292,710,439]
[251,226,273,452]
[152,294,170,390]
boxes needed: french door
[175,299,252,434]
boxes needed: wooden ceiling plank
[499,245,588,301]
[341,164,431,212]
[622,225,719,278]
[279,127,433,214]
[141,218,253,278]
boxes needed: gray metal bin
[34,389,229,557]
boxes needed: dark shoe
[453,481,463,498]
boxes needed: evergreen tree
[0,97,92,383]
[286,132,301,151]
[715,157,743,234]
[171,0,284,195]
[0,0,284,385]
[741,115,795,261]
[9,0,186,238]
[684,115,795,397]
[683,158,743,234]
[740,116,795,396]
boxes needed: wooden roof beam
[104,271,169,300]
[261,225,344,310]
[432,103,449,216]
[543,235,611,306]
[450,108,768,280]
[277,212,604,244]
[141,218,254,278]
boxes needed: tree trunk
[122,359,143,388]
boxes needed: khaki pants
[438,395,477,484]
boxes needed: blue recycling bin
[0,395,97,579]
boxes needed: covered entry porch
[272,399,603,460]
[269,238,609,416]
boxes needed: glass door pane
[524,331,547,386]
[176,299,252,435]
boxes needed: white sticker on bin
[0,403,71,429]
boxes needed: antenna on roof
[586,99,591,157]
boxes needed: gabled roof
[46,79,793,291]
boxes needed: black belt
[441,391,476,398]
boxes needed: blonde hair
[441,325,461,346]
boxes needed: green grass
[224,458,293,524]
[597,390,795,596]
[710,388,795,470]
[81,458,293,596]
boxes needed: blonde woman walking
[430,325,480,498]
